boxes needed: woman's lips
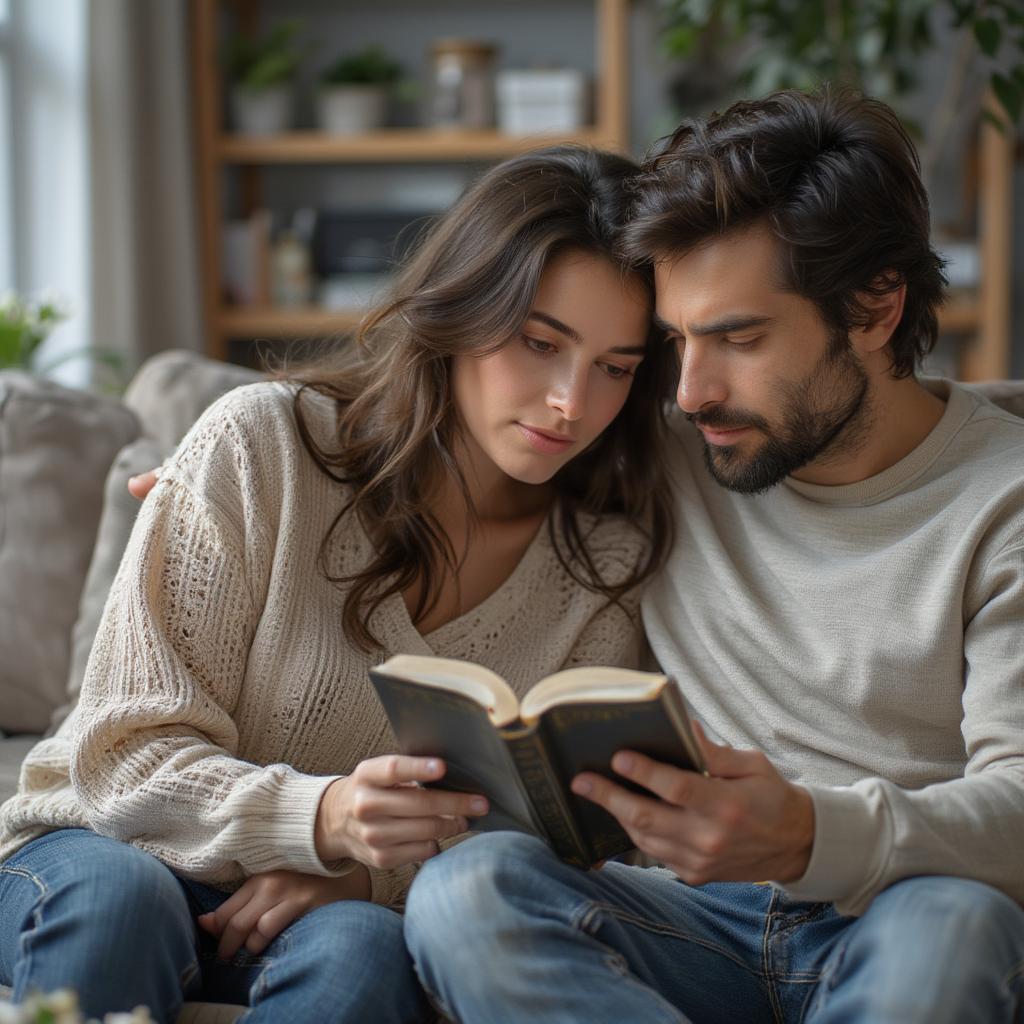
[516,423,575,454]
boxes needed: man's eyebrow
[652,314,774,337]
[528,310,646,357]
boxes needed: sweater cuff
[772,783,888,915]
[258,772,349,876]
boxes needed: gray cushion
[0,735,40,804]
[0,373,139,733]
[124,349,261,451]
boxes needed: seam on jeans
[179,960,201,992]
[803,935,848,1022]
[0,865,48,898]
[600,952,690,1024]
[1003,959,1024,990]
[763,889,785,1024]
[575,899,759,978]
[248,930,290,1006]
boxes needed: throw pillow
[0,372,138,733]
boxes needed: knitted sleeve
[70,389,347,887]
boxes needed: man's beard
[690,333,870,495]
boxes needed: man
[403,89,1024,1023]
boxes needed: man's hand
[571,723,815,885]
[198,867,371,959]
[128,467,161,500]
[315,754,489,870]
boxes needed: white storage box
[496,69,588,134]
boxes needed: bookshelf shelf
[219,128,617,164]
[220,306,365,338]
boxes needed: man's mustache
[687,407,770,432]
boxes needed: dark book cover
[368,665,703,868]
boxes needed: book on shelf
[221,208,271,307]
[369,654,706,867]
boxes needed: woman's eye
[523,335,556,354]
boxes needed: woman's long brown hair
[284,146,678,651]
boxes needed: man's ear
[850,276,906,357]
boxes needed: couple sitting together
[1,87,1022,1024]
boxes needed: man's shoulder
[947,381,1024,473]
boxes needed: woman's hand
[127,467,161,500]
[315,754,488,870]
[198,867,371,959]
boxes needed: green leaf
[974,17,1002,57]
[663,23,700,56]
[982,107,1010,135]
[0,323,24,368]
[991,72,1022,122]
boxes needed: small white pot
[316,85,389,135]
[230,85,293,135]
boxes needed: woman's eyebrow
[528,310,581,341]
[528,311,644,355]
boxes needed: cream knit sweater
[0,383,648,907]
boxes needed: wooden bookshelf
[192,2,1014,379]
[219,128,620,164]
[190,0,632,361]
[219,306,365,338]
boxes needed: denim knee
[302,899,407,968]
[405,831,556,964]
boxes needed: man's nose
[676,342,727,414]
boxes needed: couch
[0,350,260,1023]
[2,349,1023,1021]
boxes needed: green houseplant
[0,292,69,371]
[316,46,404,135]
[225,20,303,135]
[0,293,123,390]
[658,0,1024,177]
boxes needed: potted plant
[225,20,303,135]
[0,291,69,370]
[316,45,403,135]
[0,292,124,389]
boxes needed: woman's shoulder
[160,380,343,510]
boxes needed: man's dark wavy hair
[623,87,947,378]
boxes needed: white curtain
[4,0,201,386]
[88,0,202,372]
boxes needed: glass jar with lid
[429,39,498,130]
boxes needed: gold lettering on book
[549,705,639,728]
[505,731,588,865]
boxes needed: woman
[0,146,676,1023]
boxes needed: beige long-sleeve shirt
[643,380,1024,916]
[0,382,647,906]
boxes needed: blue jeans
[0,828,431,1024]
[404,831,1024,1024]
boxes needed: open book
[369,654,706,867]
